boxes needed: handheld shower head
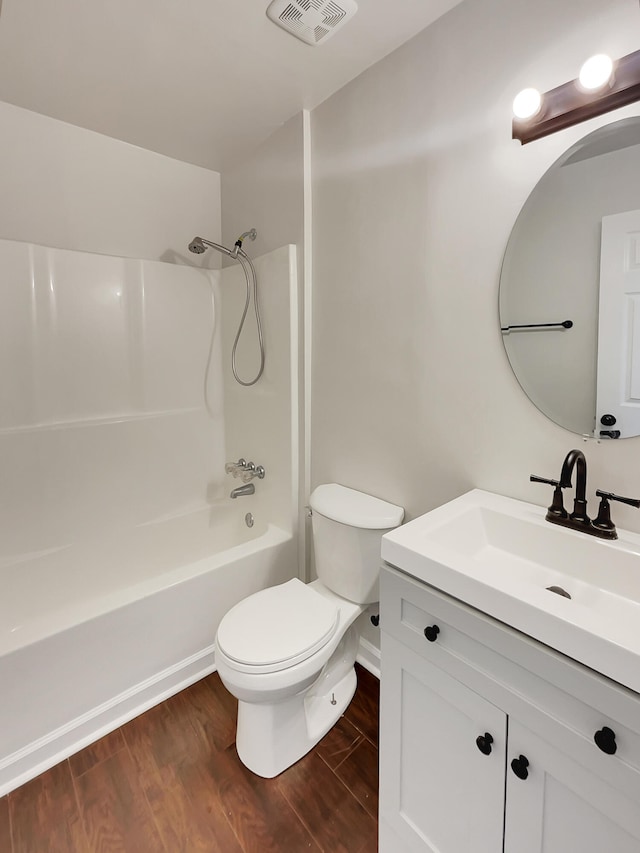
[186,229,264,387]
[188,237,207,255]
[188,229,257,260]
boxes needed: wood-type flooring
[0,663,379,852]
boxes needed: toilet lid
[216,578,338,672]
[216,578,339,672]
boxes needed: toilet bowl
[215,484,404,778]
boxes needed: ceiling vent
[266,0,358,47]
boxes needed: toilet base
[233,623,361,778]
[236,665,357,778]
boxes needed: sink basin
[381,489,640,693]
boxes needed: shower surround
[0,239,298,795]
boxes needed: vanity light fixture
[513,48,640,144]
[512,88,543,120]
[578,54,614,91]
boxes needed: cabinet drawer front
[381,566,640,798]
[380,562,472,665]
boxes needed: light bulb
[578,54,614,91]
[512,88,542,120]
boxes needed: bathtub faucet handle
[225,458,247,476]
[240,463,266,483]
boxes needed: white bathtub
[0,505,296,796]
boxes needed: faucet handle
[225,458,247,476]
[239,463,266,483]
[595,490,640,509]
[530,475,561,487]
[593,490,640,540]
[530,475,568,519]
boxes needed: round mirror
[500,117,640,439]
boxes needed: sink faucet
[559,449,589,524]
[531,449,640,540]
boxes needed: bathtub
[0,505,296,796]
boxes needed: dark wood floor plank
[74,747,165,852]
[334,737,379,820]
[9,761,88,853]
[194,744,321,853]
[69,728,126,778]
[344,665,380,746]
[277,751,378,853]
[122,699,201,785]
[0,795,12,853]
[143,764,243,853]
[172,673,238,755]
[316,715,363,770]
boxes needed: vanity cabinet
[379,565,640,853]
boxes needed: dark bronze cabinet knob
[600,414,617,427]
[511,755,529,780]
[594,726,617,755]
[476,733,494,755]
[423,624,440,643]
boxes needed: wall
[501,138,640,435]
[222,112,309,574]
[311,0,640,651]
[0,100,221,264]
[221,112,305,265]
[0,101,226,553]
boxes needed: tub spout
[230,483,255,499]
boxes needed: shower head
[188,237,207,255]
[188,230,257,260]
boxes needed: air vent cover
[266,0,358,47]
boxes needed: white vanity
[378,489,640,853]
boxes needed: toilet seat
[216,579,339,674]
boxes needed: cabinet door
[379,633,507,853]
[504,719,640,853]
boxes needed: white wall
[0,102,226,554]
[311,0,640,647]
[221,112,305,265]
[0,101,221,264]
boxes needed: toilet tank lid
[310,484,404,529]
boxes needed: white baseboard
[0,644,217,798]
[356,636,381,680]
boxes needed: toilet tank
[309,484,404,604]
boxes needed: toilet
[215,483,404,778]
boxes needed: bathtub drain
[245,513,254,528]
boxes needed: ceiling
[0,0,462,172]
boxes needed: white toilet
[215,483,404,778]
